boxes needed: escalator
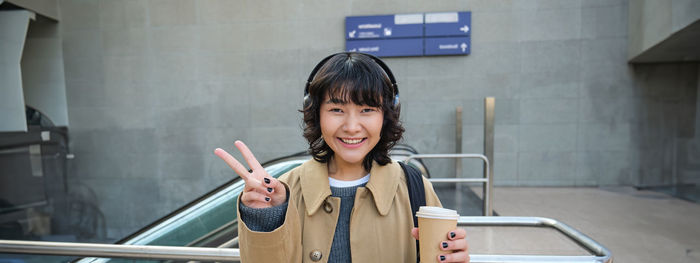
[75,157,305,263]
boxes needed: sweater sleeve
[237,180,302,263]
[239,201,288,232]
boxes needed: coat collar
[299,159,401,216]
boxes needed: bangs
[325,81,384,108]
[312,56,391,108]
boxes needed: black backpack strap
[399,161,426,262]
[400,162,426,226]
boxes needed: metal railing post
[484,97,495,216]
[455,106,463,210]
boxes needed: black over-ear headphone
[303,52,400,109]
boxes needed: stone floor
[458,186,700,263]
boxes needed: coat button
[323,201,333,213]
[309,250,323,261]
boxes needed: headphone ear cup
[392,82,400,110]
[303,94,311,109]
[303,82,311,109]
[393,94,400,109]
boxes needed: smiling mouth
[338,138,366,145]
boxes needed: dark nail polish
[450,232,456,239]
[265,197,270,201]
[267,187,273,193]
[264,178,270,184]
[440,255,446,261]
[248,169,253,173]
[442,242,448,248]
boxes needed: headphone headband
[304,52,399,104]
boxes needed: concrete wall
[0,10,31,132]
[7,0,59,21]
[56,0,699,240]
[628,0,700,61]
[630,63,698,186]
[22,17,70,127]
[677,66,700,185]
[1,7,68,131]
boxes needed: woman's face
[320,94,384,169]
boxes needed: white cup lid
[415,206,459,220]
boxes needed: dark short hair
[301,53,405,171]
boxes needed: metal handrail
[0,240,240,261]
[404,153,492,216]
[462,216,613,263]
[0,216,611,263]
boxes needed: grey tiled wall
[57,0,698,239]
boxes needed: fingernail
[264,178,270,184]
[267,187,273,193]
[442,242,448,248]
[440,255,446,261]
[265,197,270,202]
[450,232,456,239]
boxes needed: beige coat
[237,159,442,263]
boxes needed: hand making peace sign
[214,140,287,208]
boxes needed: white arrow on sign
[459,25,469,33]
[460,43,467,52]
[349,30,356,38]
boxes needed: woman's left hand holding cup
[411,227,470,262]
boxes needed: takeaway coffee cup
[416,206,460,262]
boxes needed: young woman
[214,52,469,262]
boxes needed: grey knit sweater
[239,183,367,263]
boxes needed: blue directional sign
[346,14,423,39]
[425,12,471,37]
[345,11,472,57]
[425,36,470,56]
[346,38,423,57]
